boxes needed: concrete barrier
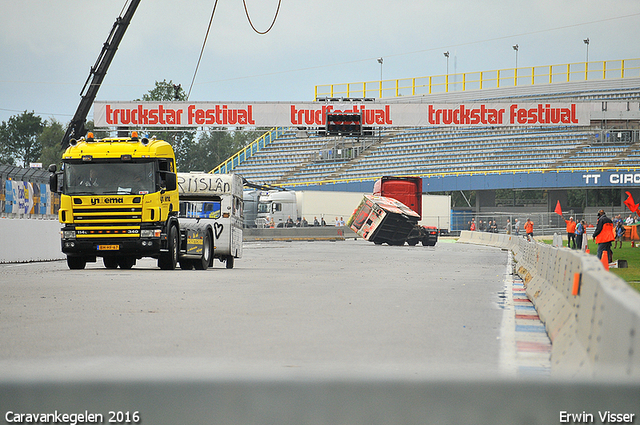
[0,217,63,263]
[458,230,640,378]
[0,220,357,263]
[243,226,354,242]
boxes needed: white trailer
[177,172,243,269]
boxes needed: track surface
[0,239,511,376]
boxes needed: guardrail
[315,58,640,99]
[458,230,640,378]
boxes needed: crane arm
[61,0,141,148]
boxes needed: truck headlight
[62,230,76,239]
[141,229,161,238]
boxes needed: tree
[139,79,187,102]
[184,129,261,172]
[138,80,196,170]
[38,118,66,168]
[0,111,44,166]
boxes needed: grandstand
[215,58,640,195]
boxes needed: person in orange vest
[524,218,534,241]
[564,216,577,249]
[593,209,615,262]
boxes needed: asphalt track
[0,239,521,377]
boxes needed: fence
[452,210,635,237]
[315,58,640,99]
[0,164,57,218]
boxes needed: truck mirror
[48,164,57,173]
[49,173,59,193]
[165,172,177,191]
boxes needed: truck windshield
[63,162,156,195]
[257,203,271,213]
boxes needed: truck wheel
[67,256,87,270]
[180,260,193,270]
[422,238,436,247]
[158,225,178,270]
[117,256,136,269]
[103,257,118,269]
[194,232,212,270]
[225,255,234,269]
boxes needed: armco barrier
[458,230,640,378]
[0,217,63,263]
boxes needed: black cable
[187,0,219,100]
[243,0,282,35]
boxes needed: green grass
[545,238,640,293]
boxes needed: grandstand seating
[221,74,640,187]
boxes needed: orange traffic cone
[601,250,609,271]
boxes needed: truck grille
[73,206,143,238]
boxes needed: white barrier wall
[0,218,63,263]
[458,230,640,378]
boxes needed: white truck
[255,190,298,228]
[177,172,243,269]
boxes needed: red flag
[554,200,562,216]
[624,191,639,214]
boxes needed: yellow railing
[314,58,640,100]
[209,127,287,174]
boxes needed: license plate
[98,245,120,251]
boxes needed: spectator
[614,221,625,249]
[469,218,476,231]
[514,218,520,236]
[313,217,320,226]
[505,219,512,235]
[575,219,585,251]
[286,216,295,228]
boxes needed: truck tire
[179,260,193,270]
[103,257,118,269]
[422,238,436,247]
[67,256,87,270]
[194,232,212,270]
[117,256,136,269]
[225,255,234,269]
[158,225,178,270]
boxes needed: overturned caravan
[348,195,437,246]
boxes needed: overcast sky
[1,0,639,125]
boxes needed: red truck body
[373,176,422,218]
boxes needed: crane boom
[61,0,141,148]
